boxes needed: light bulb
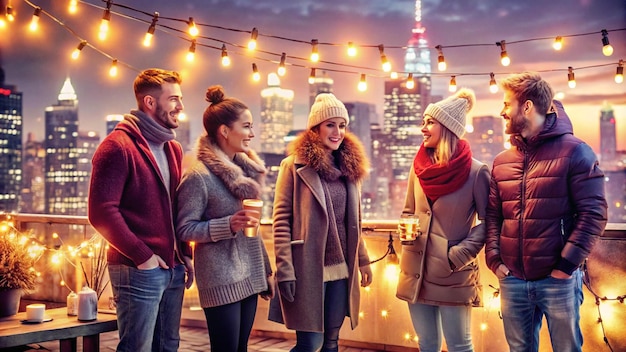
[358,74,367,92]
[308,68,316,84]
[188,17,198,37]
[347,42,357,57]
[109,60,118,77]
[71,41,86,60]
[449,76,457,93]
[489,73,498,94]
[248,27,258,51]
[406,73,415,89]
[553,36,563,50]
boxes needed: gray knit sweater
[175,136,271,307]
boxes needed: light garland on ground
[3,0,623,92]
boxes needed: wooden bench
[0,307,117,352]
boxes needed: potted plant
[0,229,38,317]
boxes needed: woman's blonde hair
[425,124,459,166]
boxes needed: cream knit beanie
[307,93,350,129]
[423,88,475,138]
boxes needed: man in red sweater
[88,68,193,352]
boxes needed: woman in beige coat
[396,88,489,352]
[269,93,373,352]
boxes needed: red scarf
[413,139,472,202]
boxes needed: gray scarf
[127,109,176,144]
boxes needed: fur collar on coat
[196,135,266,200]
[290,130,369,184]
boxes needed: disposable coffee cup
[26,303,46,323]
[242,199,263,237]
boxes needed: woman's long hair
[426,126,459,166]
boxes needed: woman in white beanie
[269,93,373,352]
[396,88,490,352]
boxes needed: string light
[310,39,319,62]
[449,76,457,93]
[406,73,415,89]
[277,52,286,76]
[378,44,392,72]
[109,59,118,77]
[143,12,159,47]
[435,45,446,71]
[6,5,14,22]
[247,27,258,51]
[68,0,78,14]
[358,73,367,92]
[615,59,624,84]
[553,36,563,50]
[98,1,111,41]
[11,1,626,95]
[601,29,613,56]
[221,44,230,66]
[251,63,260,82]
[497,40,510,66]
[390,71,399,80]
[186,39,196,62]
[308,68,316,84]
[29,7,41,32]
[489,72,498,94]
[187,17,198,37]
[347,41,357,57]
[71,40,86,60]
[568,66,576,88]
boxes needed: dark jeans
[203,294,258,352]
[291,279,348,352]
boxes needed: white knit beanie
[423,88,475,138]
[307,93,350,129]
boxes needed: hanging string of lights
[5,0,625,92]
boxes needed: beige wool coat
[396,158,489,306]
[269,131,371,332]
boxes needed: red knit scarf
[413,139,472,202]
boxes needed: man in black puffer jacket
[485,72,607,352]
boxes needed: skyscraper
[20,133,45,214]
[260,73,294,155]
[308,70,333,108]
[105,114,123,135]
[44,77,81,215]
[464,115,505,166]
[0,66,23,213]
[76,131,99,215]
[599,101,617,167]
[383,0,433,216]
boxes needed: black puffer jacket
[485,101,607,281]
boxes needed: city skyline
[1,0,625,152]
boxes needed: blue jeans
[291,279,348,352]
[408,303,473,352]
[499,269,584,352]
[108,264,186,352]
[203,294,258,352]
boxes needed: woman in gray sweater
[176,86,273,352]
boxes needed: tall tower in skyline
[44,77,81,215]
[260,73,294,155]
[404,0,432,76]
[599,101,617,168]
[308,70,334,108]
[20,133,45,214]
[382,0,433,216]
[76,131,99,215]
[0,65,23,213]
